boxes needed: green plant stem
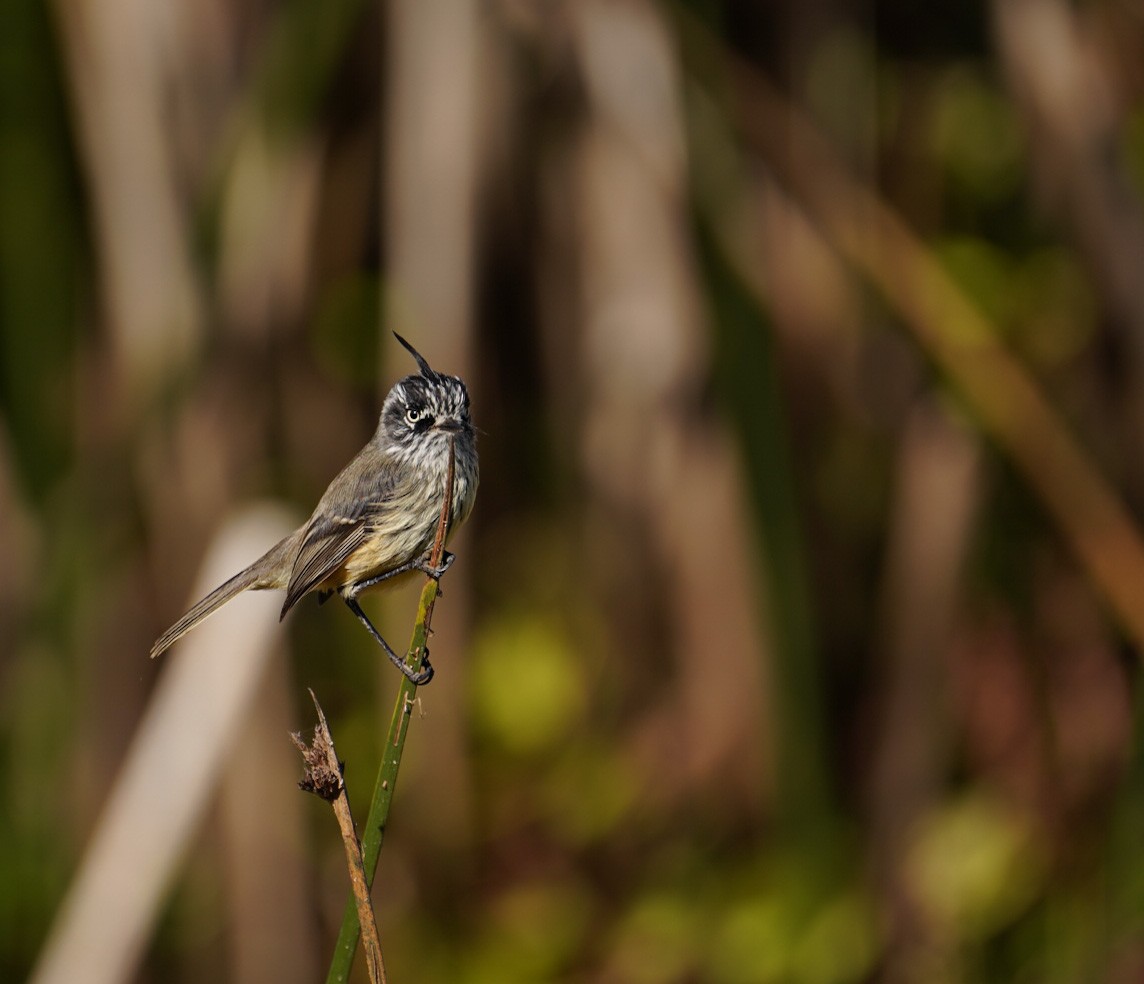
[325,439,455,984]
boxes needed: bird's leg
[352,550,455,594]
[343,597,433,685]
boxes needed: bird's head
[377,333,474,460]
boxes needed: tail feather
[150,532,299,659]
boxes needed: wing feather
[280,518,368,617]
[280,446,397,617]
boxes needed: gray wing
[280,447,395,617]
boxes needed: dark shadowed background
[3,0,1144,981]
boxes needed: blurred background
[4,0,1144,981]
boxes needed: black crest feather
[393,332,437,380]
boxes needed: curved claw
[408,663,434,685]
[405,652,434,686]
[415,550,455,581]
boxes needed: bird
[149,333,479,684]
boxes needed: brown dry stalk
[293,691,386,984]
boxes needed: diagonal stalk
[325,437,456,984]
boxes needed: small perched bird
[150,333,479,684]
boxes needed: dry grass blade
[294,690,386,984]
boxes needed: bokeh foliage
[4,0,1144,982]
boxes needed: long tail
[150,532,300,659]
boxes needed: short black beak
[434,418,463,432]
